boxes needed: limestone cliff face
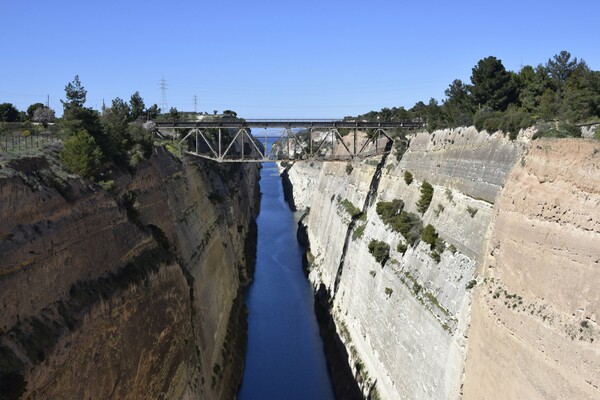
[0,147,259,399]
[463,139,600,399]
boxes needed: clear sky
[1,0,598,118]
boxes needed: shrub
[466,206,478,217]
[396,242,407,254]
[368,240,390,265]
[340,199,362,218]
[403,170,413,185]
[60,129,103,179]
[390,211,423,246]
[430,251,441,263]
[416,181,434,213]
[345,163,353,175]
[384,287,393,297]
[533,121,581,139]
[421,224,438,247]
[376,199,404,221]
[448,244,457,254]
[353,224,366,240]
[466,279,477,290]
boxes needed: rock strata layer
[283,128,599,399]
[0,147,259,399]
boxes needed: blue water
[238,162,335,400]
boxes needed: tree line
[354,51,600,138]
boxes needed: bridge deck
[154,119,422,129]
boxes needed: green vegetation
[384,287,393,297]
[376,199,404,221]
[57,76,157,177]
[396,242,407,254]
[368,240,390,265]
[350,51,600,138]
[375,199,423,246]
[466,205,478,218]
[340,198,362,218]
[60,130,103,179]
[352,224,366,240]
[421,224,439,247]
[403,170,413,185]
[345,163,353,174]
[416,181,434,213]
[466,279,477,290]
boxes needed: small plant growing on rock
[416,181,434,214]
[448,244,457,254]
[403,170,413,185]
[421,224,439,248]
[396,242,407,255]
[385,287,393,297]
[466,206,478,218]
[368,239,390,265]
[345,163,353,175]
[466,279,477,289]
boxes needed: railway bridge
[154,119,422,163]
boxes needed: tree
[101,97,132,160]
[32,107,56,125]
[416,181,434,214]
[546,50,579,88]
[60,130,103,179]
[559,63,600,122]
[516,65,550,113]
[27,103,45,120]
[470,56,517,111]
[129,91,146,121]
[0,103,19,122]
[421,224,438,248]
[61,75,87,112]
[442,79,474,127]
[146,104,160,119]
[169,107,180,121]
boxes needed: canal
[238,161,335,399]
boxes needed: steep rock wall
[463,139,600,399]
[0,147,259,399]
[284,128,524,399]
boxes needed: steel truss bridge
[154,119,422,163]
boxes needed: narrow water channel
[238,161,335,400]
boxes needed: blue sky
[1,0,598,118]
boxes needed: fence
[0,133,59,154]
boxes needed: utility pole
[159,77,168,112]
[193,94,198,114]
[46,95,49,108]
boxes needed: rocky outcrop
[283,128,599,399]
[0,146,260,399]
[463,139,600,399]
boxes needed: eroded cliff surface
[285,127,525,399]
[463,139,600,399]
[0,146,259,399]
[285,128,600,399]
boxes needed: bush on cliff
[403,171,413,185]
[368,240,390,265]
[60,129,103,179]
[416,181,434,213]
[421,224,438,247]
[376,199,404,222]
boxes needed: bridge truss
[155,120,421,163]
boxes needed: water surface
[238,162,334,400]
